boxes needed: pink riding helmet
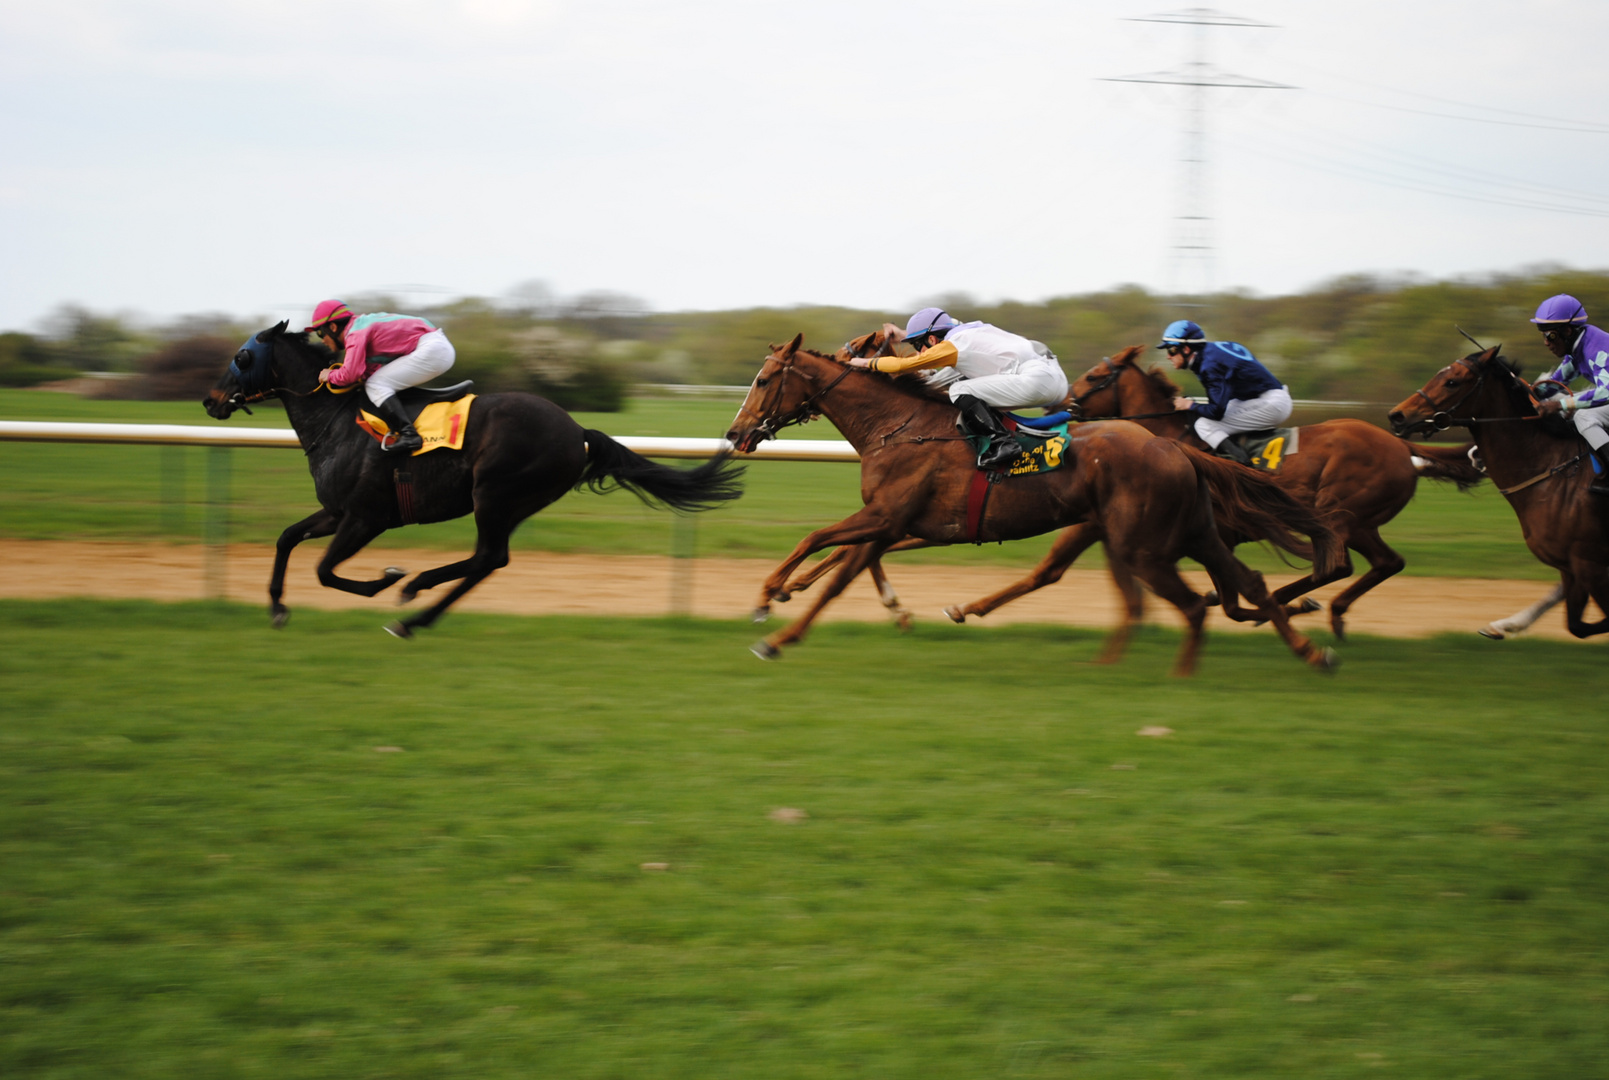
[304,300,355,333]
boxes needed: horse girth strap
[1497,453,1582,496]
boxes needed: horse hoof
[1296,597,1323,615]
[384,621,414,640]
[1478,625,1506,640]
[270,609,289,630]
[1202,590,1219,607]
[750,640,781,661]
[750,607,771,624]
[1313,646,1340,672]
[942,605,966,624]
[895,614,913,633]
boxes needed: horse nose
[1386,408,1403,427]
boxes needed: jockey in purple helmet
[847,307,1069,471]
[1531,293,1609,497]
[1157,319,1291,466]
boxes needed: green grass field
[1,601,1604,1077]
[0,389,1549,578]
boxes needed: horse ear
[1112,345,1145,366]
[786,332,803,355]
[272,320,288,335]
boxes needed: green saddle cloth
[976,423,1073,477]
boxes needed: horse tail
[1404,440,1485,491]
[1177,444,1344,579]
[576,430,745,512]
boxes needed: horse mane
[799,347,954,406]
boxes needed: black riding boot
[954,394,1019,471]
[1214,437,1253,466]
[375,396,423,454]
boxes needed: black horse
[203,321,743,637]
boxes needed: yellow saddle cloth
[356,396,475,456]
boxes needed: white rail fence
[0,421,858,610]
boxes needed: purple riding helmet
[1531,294,1589,325]
[902,307,961,341]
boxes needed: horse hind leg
[1318,528,1403,641]
[945,523,1102,623]
[1095,545,1145,665]
[1215,555,1336,672]
[388,512,516,638]
[1126,556,1208,677]
[867,558,913,632]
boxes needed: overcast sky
[3,0,1607,331]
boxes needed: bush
[132,335,237,401]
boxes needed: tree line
[5,268,1605,409]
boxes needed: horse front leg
[944,523,1102,622]
[1563,562,1609,638]
[314,516,406,598]
[751,507,906,622]
[268,508,340,628]
[753,539,892,659]
[1480,582,1566,639]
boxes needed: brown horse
[969,345,1485,639]
[727,335,1343,675]
[1388,345,1609,638]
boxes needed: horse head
[202,320,333,419]
[1388,345,1518,436]
[726,333,815,452]
[1068,344,1160,419]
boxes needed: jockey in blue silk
[1531,293,1609,497]
[1157,319,1292,466]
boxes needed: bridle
[1406,352,1538,432]
[1068,362,1182,423]
[746,349,856,443]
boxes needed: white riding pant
[1193,386,1293,449]
[946,357,1070,411]
[363,329,456,408]
[1570,401,1609,452]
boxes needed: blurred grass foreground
[1,601,1605,1077]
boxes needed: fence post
[160,445,186,533]
[669,510,696,616]
[204,446,231,600]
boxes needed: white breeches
[1571,402,1609,451]
[946,358,1070,411]
[363,330,456,407]
[1193,386,1293,448]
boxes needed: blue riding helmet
[228,324,282,396]
[1531,294,1588,325]
[1157,319,1206,348]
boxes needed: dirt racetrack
[1,539,1586,642]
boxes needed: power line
[1101,8,1294,300]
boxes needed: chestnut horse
[968,346,1485,639]
[1388,345,1609,638]
[727,335,1342,675]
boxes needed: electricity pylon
[1104,8,1294,302]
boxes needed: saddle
[391,380,476,424]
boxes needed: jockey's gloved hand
[1539,396,1578,417]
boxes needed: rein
[1497,453,1582,495]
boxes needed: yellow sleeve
[869,340,959,374]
